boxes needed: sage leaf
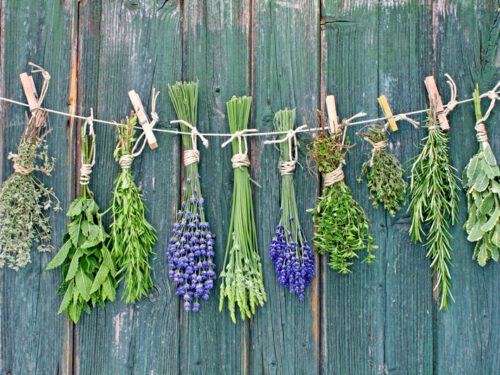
[46,240,72,270]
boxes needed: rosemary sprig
[111,115,157,303]
[0,111,60,270]
[409,110,458,310]
[47,124,116,323]
[219,96,266,323]
[462,86,499,266]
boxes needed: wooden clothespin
[377,95,398,132]
[326,95,339,134]
[424,76,450,131]
[128,90,158,149]
[19,72,39,113]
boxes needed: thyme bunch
[359,125,407,216]
[111,115,157,303]
[219,96,266,323]
[47,123,116,323]
[167,81,216,312]
[463,87,499,266]
[0,111,60,270]
[409,111,458,310]
[308,129,375,274]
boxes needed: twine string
[131,88,160,158]
[443,74,458,115]
[28,62,51,112]
[221,129,258,169]
[79,110,96,186]
[264,124,307,176]
[171,119,209,166]
[323,164,345,187]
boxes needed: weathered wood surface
[0,1,498,374]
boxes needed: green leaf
[101,245,115,274]
[65,249,83,281]
[483,144,498,166]
[76,269,93,302]
[46,240,72,270]
[102,278,116,301]
[474,172,489,193]
[480,193,495,215]
[481,209,500,233]
[492,223,500,248]
[90,264,109,294]
[67,198,84,217]
[57,282,74,314]
[491,180,500,194]
[68,220,82,247]
[466,156,480,184]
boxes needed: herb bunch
[47,123,116,323]
[167,81,216,312]
[462,87,499,266]
[219,96,266,323]
[359,125,407,216]
[308,129,375,273]
[111,115,157,303]
[0,111,60,270]
[409,111,458,310]
[269,109,315,300]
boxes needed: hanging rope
[264,125,307,176]
[474,81,500,144]
[221,129,258,168]
[171,119,209,166]
[79,109,96,186]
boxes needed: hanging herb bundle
[46,119,116,323]
[462,86,500,266]
[308,126,375,274]
[167,81,216,312]
[267,109,315,300]
[409,110,458,310]
[358,125,407,216]
[219,96,266,323]
[111,114,157,303]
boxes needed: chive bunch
[167,81,216,312]
[269,109,315,300]
[219,96,266,323]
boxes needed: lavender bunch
[268,109,315,300]
[167,81,215,312]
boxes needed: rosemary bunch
[409,111,458,310]
[47,124,116,323]
[0,111,60,270]
[269,109,315,300]
[462,87,499,266]
[111,115,157,303]
[359,125,407,216]
[167,81,216,312]
[308,129,375,273]
[219,96,266,323]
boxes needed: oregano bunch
[167,81,216,312]
[111,114,157,303]
[219,96,266,323]
[46,121,116,323]
[409,110,458,310]
[308,128,375,274]
[0,110,60,270]
[462,86,499,266]
[359,125,407,216]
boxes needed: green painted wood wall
[0,1,498,374]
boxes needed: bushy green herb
[111,115,157,303]
[0,111,60,270]
[219,96,266,323]
[462,87,500,266]
[409,111,458,310]
[359,125,406,216]
[47,123,116,323]
[308,130,375,273]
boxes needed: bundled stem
[462,86,500,266]
[111,114,157,303]
[409,110,458,310]
[219,96,266,323]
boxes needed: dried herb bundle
[47,122,116,323]
[308,128,375,274]
[111,115,157,303]
[167,81,216,312]
[219,96,266,323]
[0,110,60,270]
[409,111,458,310]
[268,109,315,300]
[463,87,499,266]
[359,125,406,216]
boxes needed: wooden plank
[75,1,182,374]
[250,1,320,374]
[0,1,77,374]
[179,1,251,374]
[434,1,500,373]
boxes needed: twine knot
[475,122,488,143]
[8,153,33,175]
[171,119,209,167]
[264,125,307,177]
[184,149,200,166]
[323,164,344,187]
[221,128,258,169]
[231,153,250,168]
[279,160,296,176]
[119,154,133,170]
[79,163,93,185]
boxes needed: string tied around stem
[221,129,258,169]
[264,125,307,176]
[171,119,209,167]
[475,80,500,143]
[79,109,96,186]
[323,163,345,187]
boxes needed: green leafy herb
[0,111,60,270]
[47,123,116,323]
[359,125,407,216]
[219,96,266,323]
[111,115,157,303]
[409,110,458,310]
[462,86,499,266]
[308,129,375,274]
